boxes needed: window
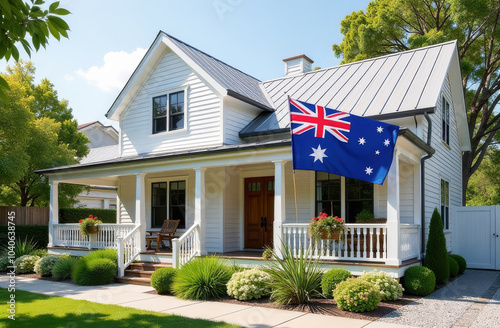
[315,173,374,223]
[441,179,449,230]
[442,96,450,145]
[346,178,374,223]
[151,180,186,229]
[152,91,185,134]
[316,172,341,217]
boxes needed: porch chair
[145,219,180,252]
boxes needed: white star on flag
[384,139,390,147]
[310,144,328,163]
[358,137,366,145]
[377,126,384,133]
[365,167,373,175]
[375,150,380,155]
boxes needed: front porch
[44,139,426,278]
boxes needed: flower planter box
[86,225,99,234]
[320,229,341,240]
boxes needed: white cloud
[76,48,147,92]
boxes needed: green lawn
[0,288,240,328]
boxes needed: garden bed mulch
[146,288,422,322]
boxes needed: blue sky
[0,0,372,129]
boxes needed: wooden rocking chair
[145,220,180,252]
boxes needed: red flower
[89,214,93,218]
[79,219,83,223]
[320,212,328,219]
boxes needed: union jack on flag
[289,98,351,142]
[288,98,400,185]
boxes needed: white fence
[52,224,135,249]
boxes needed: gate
[451,206,500,270]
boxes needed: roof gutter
[421,111,434,262]
[226,90,274,112]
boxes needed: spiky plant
[265,241,323,305]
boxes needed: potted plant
[79,215,102,237]
[308,212,345,241]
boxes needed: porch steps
[116,261,171,286]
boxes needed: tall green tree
[332,0,500,204]
[0,61,89,207]
[0,0,70,102]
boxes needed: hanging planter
[308,212,345,241]
[79,215,102,237]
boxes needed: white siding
[375,182,388,219]
[223,166,241,252]
[285,163,314,223]
[205,167,223,252]
[399,162,414,223]
[120,49,222,157]
[223,98,261,145]
[423,74,463,247]
[118,176,136,224]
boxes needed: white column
[135,173,147,252]
[413,163,422,259]
[47,180,59,247]
[273,160,286,258]
[386,150,401,265]
[194,167,207,255]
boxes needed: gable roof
[106,31,272,120]
[240,40,470,151]
[78,121,119,136]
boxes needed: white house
[39,31,470,279]
[75,121,119,209]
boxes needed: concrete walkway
[0,275,412,328]
[378,270,500,328]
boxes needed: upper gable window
[153,91,185,134]
[442,96,450,145]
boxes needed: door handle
[263,217,268,232]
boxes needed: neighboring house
[39,31,470,278]
[76,121,119,209]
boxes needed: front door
[244,177,274,249]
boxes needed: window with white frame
[152,90,185,134]
[442,96,450,145]
[151,180,186,228]
[440,179,449,229]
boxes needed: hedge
[0,225,48,249]
[59,208,117,223]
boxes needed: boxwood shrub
[151,267,177,294]
[14,255,40,274]
[450,254,467,274]
[448,256,459,277]
[72,258,117,285]
[404,266,436,296]
[34,255,60,276]
[334,278,381,312]
[59,208,117,223]
[321,268,351,298]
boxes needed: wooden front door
[244,177,274,249]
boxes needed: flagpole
[293,169,299,224]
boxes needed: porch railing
[53,224,135,249]
[282,223,387,262]
[117,225,141,277]
[172,223,200,269]
[400,224,420,261]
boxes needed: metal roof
[162,32,272,111]
[241,41,458,136]
[80,145,120,165]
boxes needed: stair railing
[117,225,141,277]
[172,223,200,269]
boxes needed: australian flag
[289,98,399,185]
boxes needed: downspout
[420,112,433,261]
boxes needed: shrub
[265,242,323,305]
[404,266,436,296]
[227,268,272,301]
[1,236,37,259]
[448,256,459,277]
[172,256,232,300]
[52,256,79,280]
[59,208,116,223]
[321,268,352,298]
[72,258,117,285]
[425,209,450,284]
[151,267,177,295]
[83,249,118,265]
[0,255,9,272]
[30,249,49,258]
[334,278,381,312]
[34,256,60,276]
[262,249,273,260]
[0,225,48,250]
[360,269,404,301]
[14,255,40,274]
[450,254,467,274]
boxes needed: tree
[466,148,500,205]
[332,0,500,204]
[0,61,89,207]
[0,0,70,102]
[425,208,450,284]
